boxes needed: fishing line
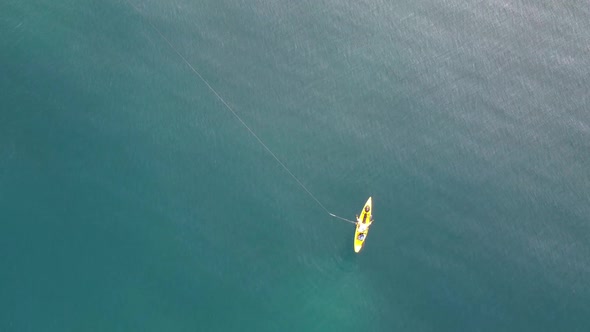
[127,2,357,225]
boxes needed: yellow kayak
[354,197,373,253]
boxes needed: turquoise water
[2,0,590,330]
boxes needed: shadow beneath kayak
[333,236,360,273]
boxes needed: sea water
[1,0,589,330]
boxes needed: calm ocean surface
[2,0,589,330]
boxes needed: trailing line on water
[127,2,356,225]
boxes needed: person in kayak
[356,205,373,233]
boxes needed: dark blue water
[2,0,589,330]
